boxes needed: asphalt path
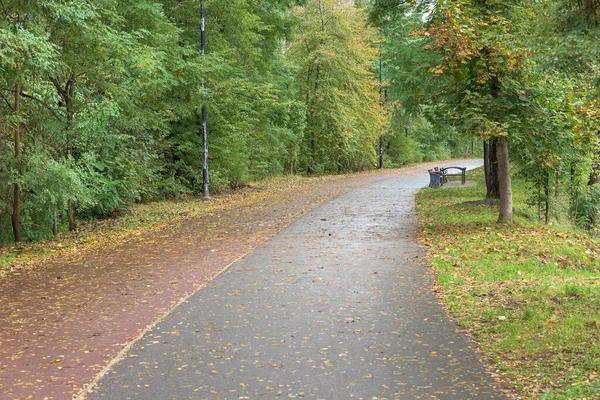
[86,160,508,399]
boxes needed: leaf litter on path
[0,161,474,399]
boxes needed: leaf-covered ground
[0,162,459,400]
[417,169,600,400]
[85,158,506,399]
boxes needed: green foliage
[4,0,598,244]
[1,0,387,244]
[288,0,383,174]
[385,133,422,166]
[384,113,472,166]
[20,155,86,241]
[369,0,600,224]
[572,184,600,231]
[160,0,306,190]
[369,2,481,170]
[507,0,600,224]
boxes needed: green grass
[417,168,600,399]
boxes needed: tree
[368,0,600,224]
[368,3,475,169]
[1,1,178,243]
[512,0,600,226]
[415,0,537,221]
[160,0,305,189]
[288,0,383,174]
[0,1,58,242]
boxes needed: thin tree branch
[66,73,78,98]
[49,77,67,100]
[1,85,65,121]
[19,91,64,121]
[0,89,15,112]
[0,0,12,22]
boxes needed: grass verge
[0,174,335,276]
[417,168,600,399]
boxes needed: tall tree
[369,0,600,225]
[288,0,383,174]
[417,0,533,221]
[0,1,58,242]
[510,0,600,226]
[160,0,304,189]
[1,1,178,242]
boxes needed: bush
[572,184,600,231]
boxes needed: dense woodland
[372,0,600,225]
[0,0,598,244]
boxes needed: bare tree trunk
[12,183,21,242]
[588,131,600,185]
[496,137,513,222]
[12,78,22,243]
[66,94,78,232]
[304,64,312,174]
[379,135,383,169]
[51,75,79,231]
[537,174,542,222]
[545,170,551,225]
[585,132,600,227]
[53,209,58,238]
[484,139,500,199]
[68,199,77,231]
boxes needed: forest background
[0,0,598,245]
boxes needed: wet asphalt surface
[88,161,508,399]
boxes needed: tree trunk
[51,75,79,230]
[545,169,551,225]
[586,139,600,226]
[306,63,320,175]
[68,199,77,232]
[589,163,600,185]
[588,131,600,185]
[537,177,542,222]
[12,79,22,243]
[66,94,77,232]
[484,138,500,199]
[53,209,59,238]
[378,135,383,169]
[586,132,600,227]
[496,137,513,222]
[12,183,21,243]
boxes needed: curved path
[85,160,508,399]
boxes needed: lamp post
[201,0,210,200]
[378,41,384,170]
